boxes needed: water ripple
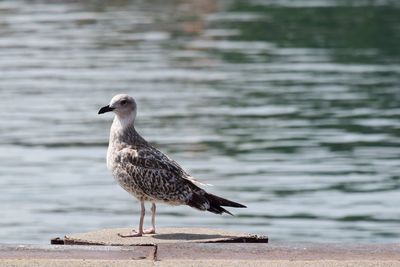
[0,0,399,244]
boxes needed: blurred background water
[0,0,399,244]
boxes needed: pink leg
[118,201,145,237]
[144,203,156,234]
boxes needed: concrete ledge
[1,259,399,267]
[154,260,400,267]
[154,243,400,261]
[1,243,399,266]
[0,259,153,267]
[0,244,154,260]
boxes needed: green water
[0,0,399,243]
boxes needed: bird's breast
[106,144,114,170]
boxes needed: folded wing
[114,147,246,214]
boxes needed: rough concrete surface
[154,260,400,267]
[0,259,153,267]
[155,243,400,261]
[64,227,266,245]
[1,259,400,267]
[0,244,153,260]
[1,243,400,266]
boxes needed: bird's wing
[135,146,211,186]
[114,147,243,214]
[114,147,202,203]
[158,153,213,186]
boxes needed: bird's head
[98,94,137,124]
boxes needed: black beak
[98,105,115,114]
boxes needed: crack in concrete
[151,245,158,261]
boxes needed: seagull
[98,94,246,237]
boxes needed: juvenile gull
[98,94,246,237]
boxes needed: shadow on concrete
[152,233,232,241]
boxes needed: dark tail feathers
[188,192,246,216]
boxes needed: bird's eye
[120,100,127,105]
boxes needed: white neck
[107,112,136,170]
[113,112,136,130]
